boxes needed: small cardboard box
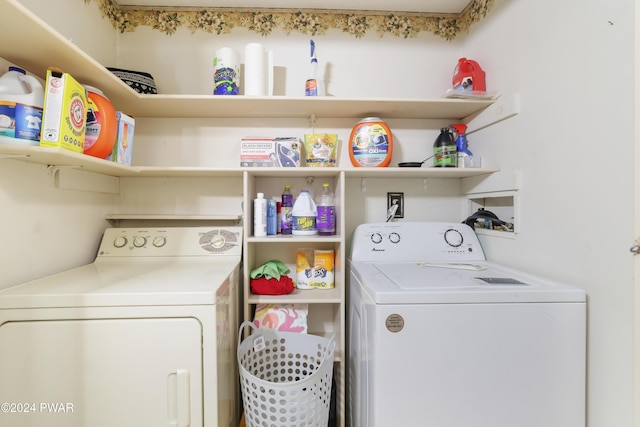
[240,137,301,167]
[39,68,87,152]
[107,112,135,165]
[296,248,335,290]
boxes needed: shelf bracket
[361,178,366,192]
[48,165,75,181]
[423,178,428,190]
[466,92,520,135]
[308,113,317,131]
[48,165,119,194]
[0,153,31,160]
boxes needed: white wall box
[467,190,518,238]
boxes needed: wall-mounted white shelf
[0,144,499,178]
[118,95,495,120]
[0,145,139,176]
[345,167,497,178]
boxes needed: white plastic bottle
[304,40,325,96]
[254,193,267,237]
[0,66,44,146]
[292,189,317,235]
[316,183,336,236]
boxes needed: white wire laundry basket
[237,321,336,427]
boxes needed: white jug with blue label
[292,189,318,235]
[0,66,44,146]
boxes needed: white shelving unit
[0,1,502,426]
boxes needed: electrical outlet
[387,192,404,218]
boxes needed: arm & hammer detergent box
[39,68,87,153]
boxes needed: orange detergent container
[348,117,393,167]
[83,85,117,158]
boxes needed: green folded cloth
[250,259,290,280]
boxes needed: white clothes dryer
[348,222,586,427]
[0,226,242,427]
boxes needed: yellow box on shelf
[39,68,86,153]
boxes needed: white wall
[17,0,117,65]
[461,1,635,425]
[115,26,460,98]
[0,0,119,289]
[0,154,116,287]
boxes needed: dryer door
[0,317,202,427]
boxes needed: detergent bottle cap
[451,123,467,134]
[8,66,26,75]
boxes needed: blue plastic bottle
[267,198,278,235]
[452,123,473,168]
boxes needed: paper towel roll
[244,43,273,96]
[213,47,239,95]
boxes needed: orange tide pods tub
[348,117,393,167]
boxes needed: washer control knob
[371,233,383,244]
[113,236,127,248]
[133,236,147,248]
[389,232,401,243]
[444,228,463,247]
[153,236,166,248]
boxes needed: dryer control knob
[210,234,226,248]
[113,236,127,248]
[153,236,166,247]
[389,232,401,243]
[371,233,383,244]
[133,236,147,248]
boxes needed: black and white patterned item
[107,67,157,94]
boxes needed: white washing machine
[0,226,242,427]
[348,222,586,427]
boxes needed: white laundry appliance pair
[348,222,586,427]
[0,226,242,427]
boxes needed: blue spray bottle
[451,123,473,168]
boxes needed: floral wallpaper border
[86,0,494,40]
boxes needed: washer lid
[350,261,586,304]
[0,258,240,309]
